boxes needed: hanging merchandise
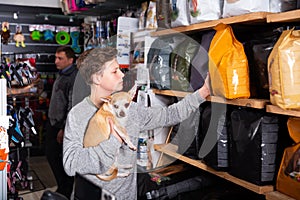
[43,25,56,41]
[29,25,42,41]
[0,126,9,171]
[0,64,12,88]
[0,21,11,45]
[68,0,88,13]
[208,23,250,99]
[7,105,25,148]
[70,27,81,53]
[14,25,26,48]
[268,28,300,110]
[56,26,70,45]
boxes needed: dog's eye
[124,103,130,108]
[113,105,119,109]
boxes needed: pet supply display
[147,37,173,90]
[70,31,81,53]
[241,27,281,99]
[198,102,229,171]
[228,108,280,185]
[55,31,71,45]
[222,0,269,18]
[277,117,300,199]
[170,37,200,91]
[209,23,250,99]
[270,0,298,12]
[145,1,158,29]
[156,0,171,29]
[188,0,221,24]
[189,30,215,91]
[170,0,190,27]
[13,26,25,48]
[268,28,300,110]
[0,22,10,45]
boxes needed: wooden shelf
[154,143,274,195]
[152,89,269,109]
[266,105,300,117]
[208,96,269,109]
[267,9,300,23]
[151,10,300,37]
[265,191,296,200]
[151,12,269,37]
[151,88,191,98]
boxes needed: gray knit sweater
[63,90,205,200]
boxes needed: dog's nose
[119,111,125,118]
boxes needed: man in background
[46,46,78,199]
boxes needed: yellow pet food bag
[208,23,250,99]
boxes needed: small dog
[83,86,137,181]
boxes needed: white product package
[189,0,222,24]
[170,0,190,27]
[222,0,269,18]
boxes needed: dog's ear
[128,83,137,100]
[100,96,112,103]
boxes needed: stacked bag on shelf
[277,117,300,199]
[227,108,281,185]
[268,28,300,110]
[208,23,250,99]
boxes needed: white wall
[0,0,60,8]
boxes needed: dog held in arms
[83,85,137,181]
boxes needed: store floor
[18,156,57,200]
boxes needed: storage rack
[151,9,300,200]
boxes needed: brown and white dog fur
[83,86,137,181]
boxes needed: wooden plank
[151,89,191,98]
[151,12,269,37]
[265,191,296,200]
[152,89,269,109]
[208,96,269,109]
[266,105,300,118]
[154,143,274,195]
[267,9,300,23]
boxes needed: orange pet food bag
[277,117,300,199]
[208,23,250,99]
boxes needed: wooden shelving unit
[154,143,274,195]
[150,9,300,200]
[152,89,269,109]
[267,9,300,23]
[151,12,269,37]
[266,105,300,117]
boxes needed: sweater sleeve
[135,90,206,131]
[63,101,122,176]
